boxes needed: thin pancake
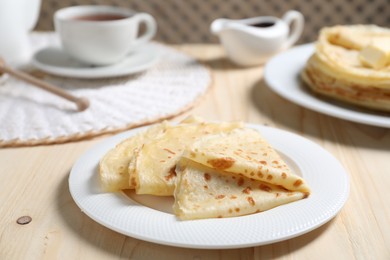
[99,116,205,192]
[99,121,169,192]
[133,121,244,196]
[183,128,310,193]
[173,158,306,220]
[301,54,390,112]
[127,116,206,188]
[300,25,390,112]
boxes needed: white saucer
[32,44,160,79]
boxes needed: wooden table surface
[1,45,389,260]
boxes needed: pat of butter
[359,41,390,70]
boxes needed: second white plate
[264,44,390,128]
[69,124,349,249]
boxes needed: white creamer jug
[211,10,304,66]
[0,0,41,66]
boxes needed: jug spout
[211,18,230,35]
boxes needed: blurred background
[36,0,390,44]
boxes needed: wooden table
[1,45,389,260]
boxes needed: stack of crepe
[301,25,390,112]
[100,117,310,220]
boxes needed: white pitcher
[0,0,41,66]
[211,10,304,66]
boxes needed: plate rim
[68,124,350,249]
[264,43,390,128]
[32,43,160,79]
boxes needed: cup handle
[131,13,157,48]
[282,10,304,49]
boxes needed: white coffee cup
[54,5,157,65]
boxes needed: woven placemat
[0,32,211,147]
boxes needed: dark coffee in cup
[73,14,129,21]
[251,22,275,28]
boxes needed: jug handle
[282,10,304,49]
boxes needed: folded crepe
[132,121,244,196]
[173,158,307,220]
[183,128,310,193]
[99,117,311,220]
[301,25,390,112]
[99,121,169,191]
[99,116,204,192]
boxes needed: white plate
[32,44,159,79]
[69,124,349,249]
[264,44,390,128]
